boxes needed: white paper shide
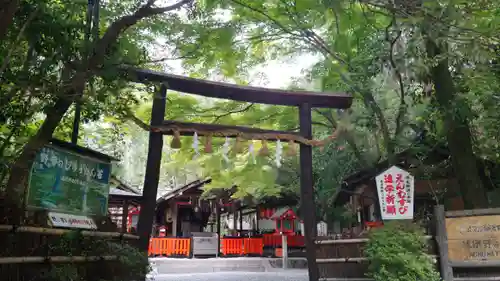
[375,166,414,220]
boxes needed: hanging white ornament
[192,132,199,158]
[222,136,230,163]
[275,139,282,168]
[249,141,256,164]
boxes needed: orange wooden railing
[243,238,264,256]
[148,238,191,257]
[263,234,282,247]
[287,235,305,247]
[148,235,301,258]
[221,238,243,256]
[262,234,305,248]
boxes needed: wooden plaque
[445,215,500,262]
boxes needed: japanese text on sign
[38,147,106,181]
[375,166,414,220]
[27,145,111,216]
[446,215,500,262]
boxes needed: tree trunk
[1,0,193,224]
[0,0,19,41]
[425,38,488,209]
[3,95,73,224]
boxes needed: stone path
[149,271,308,281]
[147,257,309,281]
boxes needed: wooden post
[255,206,260,234]
[216,202,221,256]
[121,200,129,233]
[299,103,319,281]
[233,206,238,236]
[136,84,167,251]
[239,208,243,234]
[282,234,288,269]
[434,205,453,281]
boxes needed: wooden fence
[0,224,141,281]
[315,235,435,281]
[435,206,500,281]
[315,206,500,281]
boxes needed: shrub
[364,221,440,281]
[47,230,151,281]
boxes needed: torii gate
[72,1,352,280]
[124,67,353,281]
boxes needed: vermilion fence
[148,238,191,257]
[262,234,305,248]
[148,235,303,257]
[221,238,243,256]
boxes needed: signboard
[191,232,218,257]
[27,145,111,216]
[47,212,97,229]
[446,215,500,261]
[375,166,414,220]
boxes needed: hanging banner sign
[47,212,97,229]
[375,166,414,220]
[27,145,112,216]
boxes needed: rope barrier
[151,125,342,147]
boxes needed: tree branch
[127,114,151,131]
[0,6,40,78]
[385,16,406,138]
[212,103,255,122]
[86,0,193,72]
[313,108,367,164]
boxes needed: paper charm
[192,132,199,158]
[275,139,282,168]
[249,141,256,164]
[222,136,230,164]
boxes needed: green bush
[364,221,440,281]
[47,230,151,281]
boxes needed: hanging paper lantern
[204,134,213,153]
[259,139,269,156]
[170,130,182,149]
[286,140,297,156]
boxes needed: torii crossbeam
[126,67,353,281]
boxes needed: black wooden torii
[125,67,353,281]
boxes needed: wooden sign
[47,212,97,229]
[445,215,500,262]
[375,166,414,220]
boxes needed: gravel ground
[148,271,308,281]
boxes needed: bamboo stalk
[316,255,438,264]
[453,276,500,281]
[316,257,368,263]
[0,224,139,239]
[0,255,118,264]
[319,277,375,281]
[315,235,433,245]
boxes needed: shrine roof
[109,187,141,198]
[156,178,212,204]
[120,66,352,108]
[332,139,450,207]
[270,207,297,220]
[49,138,119,163]
[110,176,141,195]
